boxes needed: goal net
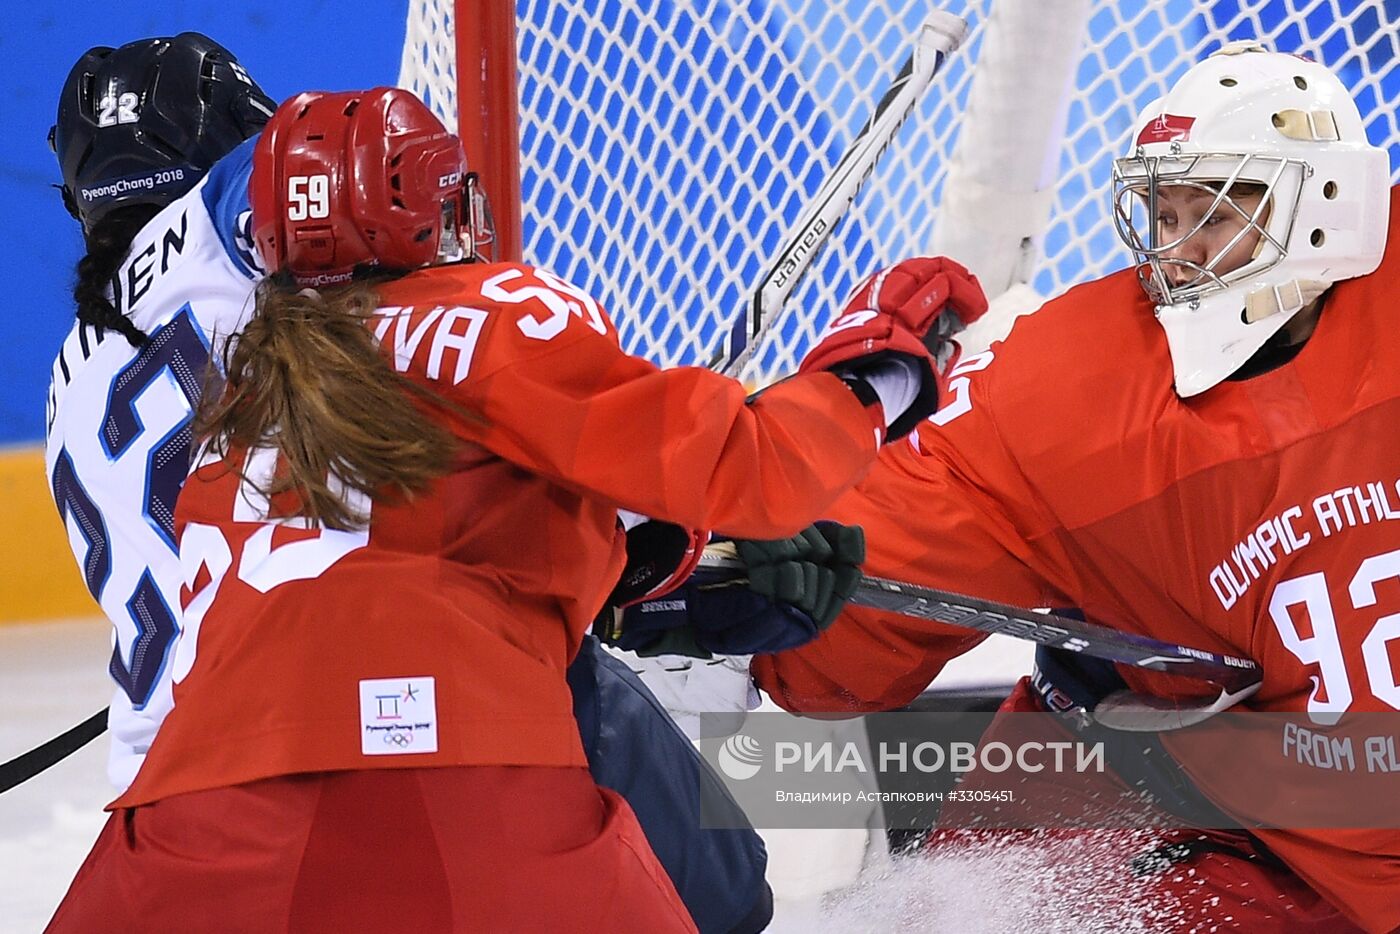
[400,0,1400,385]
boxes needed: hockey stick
[848,575,1260,688]
[698,548,1262,731]
[0,30,962,798]
[845,575,1262,731]
[0,706,107,794]
[716,11,969,376]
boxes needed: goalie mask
[1112,43,1388,397]
[250,88,495,286]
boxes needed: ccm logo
[438,171,462,188]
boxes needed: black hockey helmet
[50,32,276,233]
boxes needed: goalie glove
[600,521,865,657]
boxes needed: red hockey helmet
[251,87,493,285]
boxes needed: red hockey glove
[800,257,988,440]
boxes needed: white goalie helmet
[1112,43,1389,397]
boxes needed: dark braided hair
[73,206,159,347]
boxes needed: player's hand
[734,521,864,632]
[800,257,988,440]
[604,516,707,608]
[841,256,987,343]
[599,521,865,657]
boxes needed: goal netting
[400,0,1400,384]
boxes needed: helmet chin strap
[1243,278,1329,323]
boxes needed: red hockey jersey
[115,262,881,810]
[754,189,1400,932]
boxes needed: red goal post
[399,0,1400,384]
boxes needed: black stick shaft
[0,707,107,794]
[852,575,1260,690]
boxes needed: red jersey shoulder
[373,263,621,387]
[987,268,1162,406]
[923,267,1168,454]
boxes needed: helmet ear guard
[1111,44,1389,397]
[250,88,492,286]
[50,32,276,234]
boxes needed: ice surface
[769,829,1184,932]
[0,622,1041,933]
[0,619,112,934]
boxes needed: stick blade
[1092,679,1263,732]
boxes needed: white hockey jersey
[44,138,260,792]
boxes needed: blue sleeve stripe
[201,136,261,280]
